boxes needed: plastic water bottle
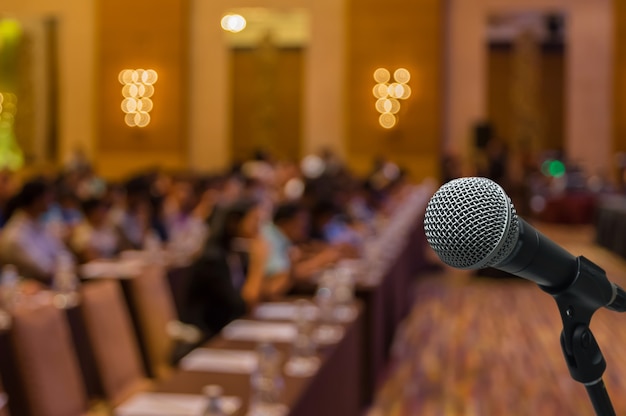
[250,342,285,415]
[285,299,319,377]
[0,264,19,311]
[52,252,79,308]
[202,384,225,416]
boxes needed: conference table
[292,188,430,402]
[149,301,364,416]
[0,184,432,416]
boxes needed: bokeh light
[379,113,397,129]
[119,68,157,127]
[373,68,391,84]
[221,14,247,33]
[373,67,410,128]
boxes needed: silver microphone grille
[423,177,519,269]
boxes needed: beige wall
[447,0,613,176]
[94,0,189,180]
[2,0,95,167]
[4,0,347,175]
[345,0,443,182]
[188,0,346,172]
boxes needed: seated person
[70,198,119,262]
[261,202,344,298]
[0,178,72,284]
[163,177,209,261]
[310,199,363,247]
[183,198,268,337]
[110,178,154,250]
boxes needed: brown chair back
[10,303,87,416]
[126,265,177,379]
[80,280,151,406]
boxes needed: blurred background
[0,0,621,189]
[1,1,626,415]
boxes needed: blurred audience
[0,149,429,338]
[0,178,72,283]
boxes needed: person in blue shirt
[261,202,344,297]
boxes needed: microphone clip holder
[544,256,617,416]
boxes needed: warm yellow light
[130,84,140,98]
[121,98,137,113]
[375,98,388,114]
[373,67,410,128]
[373,83,388,99]
[374,98,400,115]
[400,84,412,99]
[0,112,13,123]
[394,84,405,98]
[394,68,410,84]
[2,93,16,105]
[388,99,401,114]
[125,113,137,127]
[135,112,151,128]
[379,113,397,129]
[142,69,158,85]
[119,69,133,84]
[135,69,145,82]
[119,68,157,127]
[221,14,247,33]
[143,84,155,98]
[139,98,153,112]
[387,83,399,98]
[373,68,390,84]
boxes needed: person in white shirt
[0,178,72,283]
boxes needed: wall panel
[346,0,442,180]
[96,0,189,178]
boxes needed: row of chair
[0,264,188,416]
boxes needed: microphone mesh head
[424,177,519,269]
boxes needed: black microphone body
[424,177,625,312]
[496,217,576,290]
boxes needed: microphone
[423,177,626,312]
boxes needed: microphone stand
[545,256,626,416]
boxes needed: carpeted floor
[369,223,626,416]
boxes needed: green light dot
[549,160,566,178]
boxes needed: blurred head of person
[169,177,197,214]
[6,177,53,221]
[81,198,111,228]
[310,199,340,240]
[211,198,262,250]
[124,176,152,213]
[273,202,309,244]
[221,174,244,205]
